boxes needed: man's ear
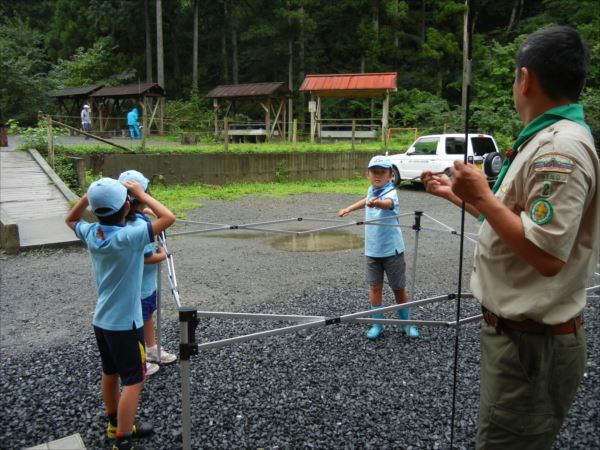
[517,67,533,95]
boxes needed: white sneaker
[146,345,177,365]
[146,361,159,376]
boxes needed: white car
[387,133,503,186]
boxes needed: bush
[164,91,214,136]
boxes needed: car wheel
[392,166,402,187]
[483,152,503,177]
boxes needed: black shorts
[94,326,146,386]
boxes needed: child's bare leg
[101,373,120,414]
[117,381,144,435]
[369,284,384,307]
[393,288,408,304]
[143,316,156,348]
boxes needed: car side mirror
[406,148,415,154]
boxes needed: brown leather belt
[481,306,582,335]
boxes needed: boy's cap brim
[368,155,392,169]
[87,178,127,217]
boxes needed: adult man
[422,26,599,449]
[81,104,91,139]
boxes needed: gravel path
[1,189,598,449]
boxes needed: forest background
[1,0,599,144]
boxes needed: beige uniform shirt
[471,119,599,324]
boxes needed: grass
[150,178,369,217]
[58,136,415,155]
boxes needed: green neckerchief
[478,103,589,222]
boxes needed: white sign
[308,101,316,113]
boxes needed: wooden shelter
[90,83,166,136]
[205,82,291,141]
[299,73,397,143]
[49,85,103,128]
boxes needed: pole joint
[179,307,199,361]
[412,210,423,231]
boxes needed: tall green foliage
[0,19,53,124]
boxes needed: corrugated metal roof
[205,82,290,99]
[91,83,165,98]
[49,85,104,98]
[299,73,397,97]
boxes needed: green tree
[0,19,53,125]
[48,37,136,88]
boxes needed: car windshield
[471,137,496,156]
[412,137,438,155]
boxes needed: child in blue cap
[118,170,177,373]
[339,155,419,340]
[66,177,175,450]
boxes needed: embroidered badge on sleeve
[532,153,575,173]
[530,198,554,225]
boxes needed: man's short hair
[516,26,589,102]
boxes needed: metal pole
[179,307,198,450]
[156,258,162,363]
[410,211,423,302]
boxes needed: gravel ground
[1,189,598,449]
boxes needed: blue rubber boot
[398,307,420,338]
[366,305,384,340]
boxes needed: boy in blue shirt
[66,177,175,450]
[339,155,419,340]
[118,170,177,373]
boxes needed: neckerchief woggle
[370,181,394,199]
[478,103,590,222]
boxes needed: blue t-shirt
[75,220,153,331]
[129,212,158,300]
[364,182,405,257]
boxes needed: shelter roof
[299,73,397,97]
[91,83,165,98]
[49,85,104,98]
[205,82,290,99]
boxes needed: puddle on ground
[270,230,363,252]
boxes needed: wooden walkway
[0,147,80,251]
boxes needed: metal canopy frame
[152,211,600,449]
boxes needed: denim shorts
[141,291,157,321]
[365,252,406,290]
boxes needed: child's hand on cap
[122,180,145,199]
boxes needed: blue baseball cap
[368,155,392,169]
[118,169,150,191]
[87,178,128,217]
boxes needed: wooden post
[224,117,229,152]
[316,97,321,142]
[292,119,297,147]
[213,99,219,139]
[382,91,390,150]
[351,119,356,151]
[265,99,271,140]
[99,105,104,132]
[309,96,316,143]
[47,116,54,169]
[159,97,165,135]
[70,157,86,189]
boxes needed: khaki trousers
[476,324,586,450]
